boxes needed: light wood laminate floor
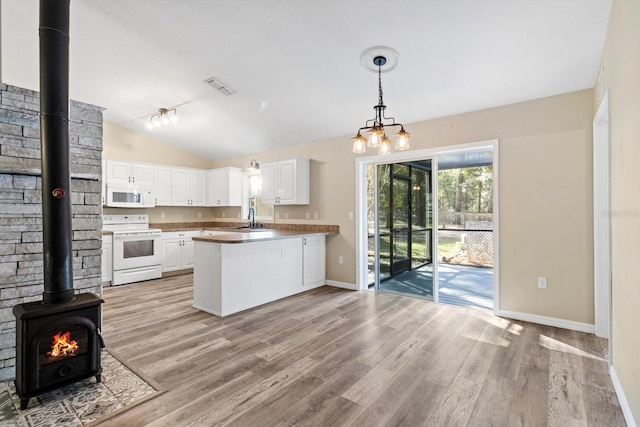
[97,274,625,426]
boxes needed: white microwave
[106,185,156,208]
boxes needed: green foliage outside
[367,161,494,271]
[438,165,493,226]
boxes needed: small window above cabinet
[207,167,243,206]
[261,158,309,205]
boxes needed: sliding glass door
[435,151,494,309]
[369,161,433,298]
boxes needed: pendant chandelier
[352,51,410,155]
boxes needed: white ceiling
[1,0,611,160]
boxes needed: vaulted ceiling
[1,0,611,160]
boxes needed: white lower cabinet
[162,231,199,272]
[102,235,113,283]
[193,233,327,317]
[303,234,326,287]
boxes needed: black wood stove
[12,0,104,410]
[13,295,104,410]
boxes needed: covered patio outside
[376,263,493,310]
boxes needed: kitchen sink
[220,226,270,232]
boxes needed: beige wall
[212,89,595,324]
[599,0,640,422]
[103,121,214,169]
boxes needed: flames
[47,331,79,358]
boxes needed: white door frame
[355,139,500,315]
[593,91,612,344]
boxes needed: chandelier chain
[377,65,384,116]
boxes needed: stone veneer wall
[0,83,104,380]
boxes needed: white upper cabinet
[190,170,207,206]
[105,159,154,187]
[261,158,310,205]
[207,167,243,206]
[172,168,206,206]
[154,166,172,206]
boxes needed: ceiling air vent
[204,76,236,96]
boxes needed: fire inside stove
[39,325,89,366]
[48,331,79,358]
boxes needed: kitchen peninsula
[192,228,335,317]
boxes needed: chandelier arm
[381,111,398,125]
[364,118,377,128]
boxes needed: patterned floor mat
[0,350,158,426]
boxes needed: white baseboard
[498,309,595,333]
[610,365,638,427]
[325,280,358,291]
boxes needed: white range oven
[103,215,162,286]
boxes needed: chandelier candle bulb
[395,128,411,150]
[378,139,392,155]
[368,128,383,148]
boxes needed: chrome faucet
[248,207,256,228]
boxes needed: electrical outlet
[160,212,165,219]
[349,211,353,220]
[285,212,289,219]
[197,212,202,219]
[538,277,547,289]
[338,256,344,264]
[314,212,318,220]
[276,211,280,219]
[237,213,241,218]
[306,212,310,219]
[222,212,225,218]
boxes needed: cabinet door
[162,239,182,272]
[154,166,172,205]
[227,168,243,206]
[216,170,230,205]
[190,170,207,206]
[171,169,190,206]
[260,162,277,204]
[101,243,112,283]
[132,163,155,187]
[182,239,195,268]
[303,235,326,287]
[106,160,132,186]
[206,169,225,206]
[277,159,297,204]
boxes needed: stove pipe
[39,0,74,304]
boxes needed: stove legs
[20,398,28,411]
[96,374,101,383]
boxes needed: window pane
[392,179,409,229]
[379,234,391,280]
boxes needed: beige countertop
[193,230,332,244]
